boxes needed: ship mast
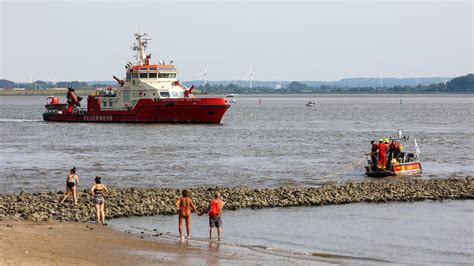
[132,33,152,66]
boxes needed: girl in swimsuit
[90,176,109,224]
[175,189,200,240]
[60,167,79,205]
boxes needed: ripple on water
[0,95,473,193]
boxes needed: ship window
[109,102,113,107]
[171,91,180,98]
[158,73,177,78]
[140,73,148,78]
[103,101,107,107]
[132,72,138,78]
[159,92,170,97]
[126,72,131,81]
[149,67,157,70]
[140,68,147,71]
[149,72,157,78]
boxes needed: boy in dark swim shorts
[209,215,222,229]
[207,191,225,240]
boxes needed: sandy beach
[0,220,196,265]
[0,220,345,265]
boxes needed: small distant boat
[306,101,316,107]
[229,98,237,103]
[226,94,237,98]
[365,130,422,178]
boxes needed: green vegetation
[1,74,472,95]
[198,74,473,94]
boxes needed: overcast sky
[1,0,472,82]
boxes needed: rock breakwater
[0,177,472,222]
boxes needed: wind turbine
[196,66,208,86]
[275,75,282,89]
[442,78,448,88]
[52,75,57,89]
[242,66,253,88]
[29,75,36,90]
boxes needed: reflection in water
[207,241,221,266]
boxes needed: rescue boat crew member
[387,140,396,169]
[367,140,379,171]
[378,139,387,169]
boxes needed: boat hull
[366,162,422,178]
[43,98,230,123]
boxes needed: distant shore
[1,177,472,222]
[0,89,472,96]
[0,88,93,96]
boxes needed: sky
[1,0,472,82]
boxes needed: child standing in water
[207,191,225,240]
[176,189,200,240]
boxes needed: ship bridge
[127,64,177,81]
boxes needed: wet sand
[0,220,351,265]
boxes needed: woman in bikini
[90,176,109,224]
[176,189,200,240]
[60,167,79,205]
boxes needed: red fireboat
[43,33,230,123]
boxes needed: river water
[109,200,474,264]
[0,94,472,193]
[1,94,473,262]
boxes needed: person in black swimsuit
[60,167,79,205]
[90,176,109,224]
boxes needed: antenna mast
[132,33,152,65]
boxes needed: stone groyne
[0,177,472,222]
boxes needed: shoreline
[0,220,267,265]
[0,220,368,265]
[1,90,472,96]
[1,177,472,222]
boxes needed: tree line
[197,74,473,94]
[2,74,472,93]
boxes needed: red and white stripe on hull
[43,98,230,123]
[393,162,422,176]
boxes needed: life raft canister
[51,97,59,105]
